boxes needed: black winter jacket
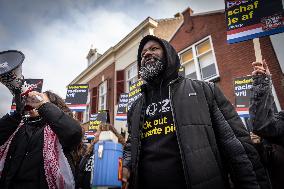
[123,35,270,189]
[0,102,82,189]
[124,77,270,189]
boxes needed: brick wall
[154,16,183,41]
[170,10,284,108]
[260,37,284,107]
[88,63,115,124]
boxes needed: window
[125,63,138,92]
[180,49,197,79]
[84,105,89,123]
[98,81,107,110]
[179,36,218,81]
[116,70,125,104]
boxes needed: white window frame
[179,35,220,81]
[98,81,107,110]
[83,91,90,123]
[125,62,138,92]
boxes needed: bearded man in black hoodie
[122,35,270,189]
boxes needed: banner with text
[89,110,110,131]
[225,0,284,43]
[128,80,144,111]
[234,75,253,117]
[65,84,88,112]
[116,93,128,121]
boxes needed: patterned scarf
[0,124,75,189]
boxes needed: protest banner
[10,79,43,112]
[65,84,88,112]
[128,79,144,111]
[234,75,253,117]
[225,0,284,44]
[86,110,110,141]
[84,130,96,142]
[89,110,110,131]
[116,93,128,121]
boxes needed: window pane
[132,64,137,77]
[180,49,193,63]
[201,64,216,80]
[99,81,107,110]
[130,77,137,86]
[99,83,105,95]
[196,39,211,55]
[128,64,137,79]
[128,68,133,79]
[102,96,105,104]
[198,52,216,79]
[126,63,138,92]
[183,60,197,79]
[102,96,105,108]
[99,95,105,110]
[186,72,197,79]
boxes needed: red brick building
[170,8,284,112]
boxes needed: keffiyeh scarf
[0,124,75,189]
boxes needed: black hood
[137,35,181,82]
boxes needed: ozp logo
[146,99,171,117]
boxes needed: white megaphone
[0,50,43,102]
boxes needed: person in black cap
[0,90,82,189]
[122,35,270,189]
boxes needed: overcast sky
[0,0,225,116]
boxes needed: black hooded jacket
[137,35,181,82]
[123,35,270,189]
[137,36,187,189]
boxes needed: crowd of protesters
[0,35,283,189]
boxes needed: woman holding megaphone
[0,90,82,189]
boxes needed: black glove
[14,91,25,116]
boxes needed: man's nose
[143,49,153,58]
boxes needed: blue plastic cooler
[92,141,123,187]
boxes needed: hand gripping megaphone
[0,50,43,105]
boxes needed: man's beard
[139,56,165,82]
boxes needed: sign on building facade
[234,75,253,117]
[65,84,89,112]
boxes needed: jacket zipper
[168,79,190,189]
[133,94,146,187]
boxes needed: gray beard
[139,59,165,82]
